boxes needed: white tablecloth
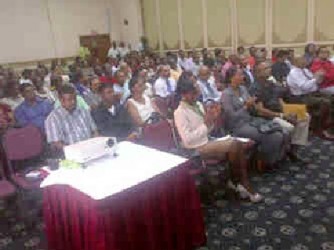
[40,142,187,200]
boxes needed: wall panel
[159,0,179,50]
[206,0,232,47]
[272,0,308,44]
[0,0,54,63]
[315,0,334,41]
[236,0,265,45]
[181,0,203,49]
[47,0,109,58]
[142,0,159,50]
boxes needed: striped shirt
[45,106,97,145]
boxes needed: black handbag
[249,117,282,134]
[145,112,163,125]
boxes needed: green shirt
[78,46,90,60]
[55,95,90,111]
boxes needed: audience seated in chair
[0,103,14,133]
[31,75,54,101]
[45,84,98,152]
[177,50,190,71]
[304,43,317,67]
[113,70,131,105]
[287,56,334,138]
[311,46,334,95]
[253,62,310,162]
[71,71,89,96]
[14,83,53,132]
[190,52,202,77]
[221,54,240,79]
[51,75,90,110]
[221,68,284,168]
[127,77,162,127]
[247,47,257,70]
[138,69,154,98]
[154,65,177,98]
[240,56,255,90]
[197,66,221,103]
[107,41,120,59]
[271,50,290,83]
[91,84,136,141]
[82,75,102,110]
[0,80,24,111]
[174,79,262,203]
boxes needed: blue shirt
[74,82,88,96]
[15,97,53,131]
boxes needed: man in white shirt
[154,65,177,98]
[287,56,334,138]
[118,41,129,58]
[287,56,324,96]
[177,50,190,71]
[0,81,24,110]
[107,41,119,59]
[113,71,130,105]
[191,53,202,76]
[197,66,221,103]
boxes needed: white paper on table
[40,142,187,200]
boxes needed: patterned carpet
[1,137,334,250]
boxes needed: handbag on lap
[249,117,283,134]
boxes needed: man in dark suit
[91,84,137,140]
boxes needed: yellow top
[282,103,307,120]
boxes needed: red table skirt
[43,162,206,250]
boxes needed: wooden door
[79,34,111,64]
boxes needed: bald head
[198,66,210,81]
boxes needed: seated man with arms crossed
[45,85,99,153]
[174,78,262,203]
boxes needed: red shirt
[99,76,117,84]
[310,59,334,89]
[248,56,256,70]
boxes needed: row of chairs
[0,117,187,204]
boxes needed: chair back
[3,125,44,161]
[141,120,175,152]
[153,97,169,118]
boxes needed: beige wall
[142,0,334,54]
[0,0,143,64]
